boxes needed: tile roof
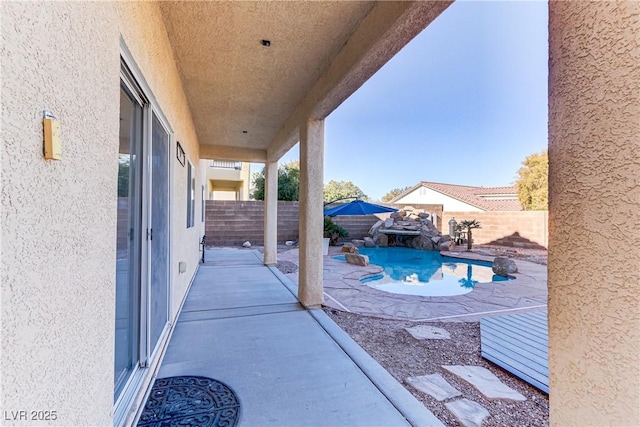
[392,181,523,211]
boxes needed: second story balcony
[210,160,242,170]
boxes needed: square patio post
[263,160,278,266]
[298,119,325,307]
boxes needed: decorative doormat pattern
[138,376,241,427]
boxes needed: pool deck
[279,246,547,322]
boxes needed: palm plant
[324,216,349,246]
[458,219,481,251]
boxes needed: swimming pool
[334,247,510,297]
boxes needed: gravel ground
[321,246,548,426]
[258,242,549,425]
[324,309,549,426]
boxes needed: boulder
[492,257,518,276]
[411,235,434,250]
[431,236,442,245]
[364,237,376,248]
[439,240,454,251]
[345,253,369,267]
[421,222,440,237]
[369,220,383,236]
[242,241,251,248]
[418,212,429,219]
[379,234,389,247]
[398,210,407,218]
[352,239,365,247]
[384,218,395,228]
[440,234,452,242]
[420,228,439,239]
[390,212,400,219]
[341,244,358,253]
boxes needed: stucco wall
[548,2,640,425]
[1,3,120,425]
[1,2,203,425]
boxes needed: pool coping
[280,246,548,322]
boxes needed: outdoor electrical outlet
[178,261,187,274]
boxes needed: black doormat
[138,376,241,427]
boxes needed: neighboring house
[391,181,522,212]
[201,159,251,200]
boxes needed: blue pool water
[334,247,509,297]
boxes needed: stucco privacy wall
[1,2,202,425]
[548,2,640,425]
[442,211,548,248]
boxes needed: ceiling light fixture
[242,130,248,134]
[261,39,271,47]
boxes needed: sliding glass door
[149,112,170,355]
[115,62,172,406]
[115,83,143,399]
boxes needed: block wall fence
[442,211,548,248]
[205,200,547,249]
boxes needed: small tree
[381,186,410,202]
[459,219,481,251]
[323,180,368,202]
[515,150,548,210]
[252,160,300,201]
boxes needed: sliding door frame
[114,39,175,426]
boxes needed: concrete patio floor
[150,248,444,426]
[279,247,547,322]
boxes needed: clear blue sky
[254,0,548,201]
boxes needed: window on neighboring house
[187,161,195,228]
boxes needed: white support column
[298,119,325,307]
[263,161,278,266]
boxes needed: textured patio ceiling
[160,1,451,162]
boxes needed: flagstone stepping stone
[406,373,462,401]
[405,325,451,340]
[442,365,526,401]
[445,398,490,427]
